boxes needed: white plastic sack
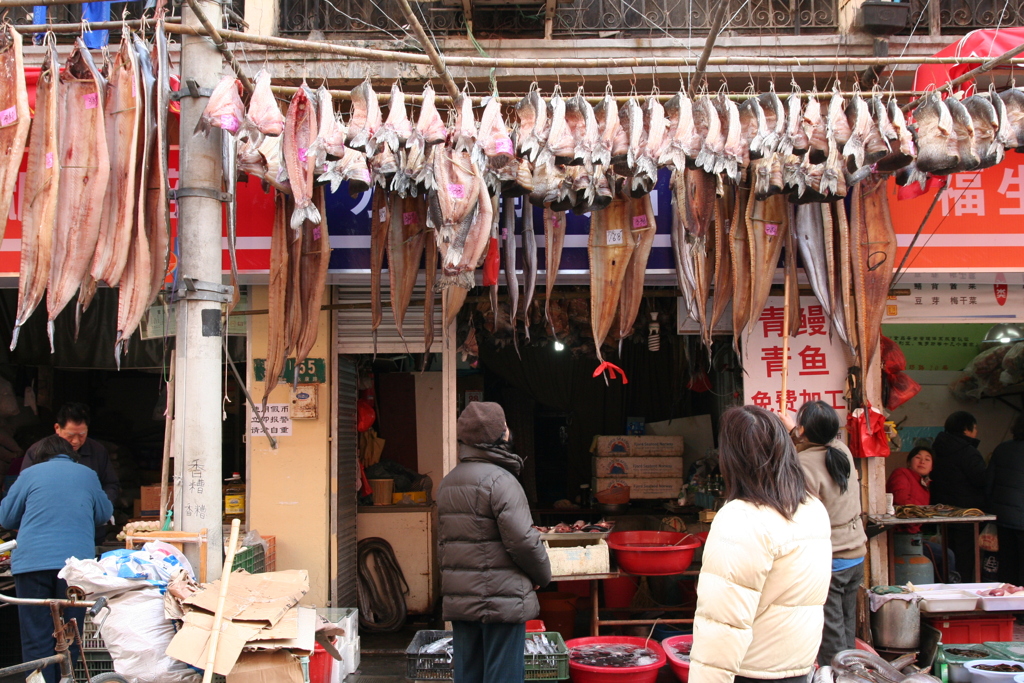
[60,557,199,683]
[100,586,199,683]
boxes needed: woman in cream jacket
[691,406,832,683]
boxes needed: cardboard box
[592,435,685,458]
[227,651,303,683]
[392,491,427,505]
[545,538,610,578]
[594,477,685,499]
[593,455,684,478]
[140,484,171,516]
[165,570,311,676]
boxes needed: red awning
[913,27,1024,94]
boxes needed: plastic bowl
[607,531,702,576]
[566,636,666,683]
[965,660,1024,683]
[663,634,694,683]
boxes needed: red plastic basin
[663,634,694,683]
[526,619,546,633]
[566,636,666,683]
[607,531,702,576]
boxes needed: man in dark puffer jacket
[437,402,551,683]
[987,414,1024,585]
[931,410,986,581]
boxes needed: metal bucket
[871,597,921,649]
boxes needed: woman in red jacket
[886,446,956,580]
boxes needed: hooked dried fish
[0,22,31,251]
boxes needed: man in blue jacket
[0,435,112,683]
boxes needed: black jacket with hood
[436,402,552,623]
[987,438,1024,530]
[930,430,987,511]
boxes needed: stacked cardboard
[591,435,685,499]
[165,570,315,682]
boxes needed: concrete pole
[174,0,226,580]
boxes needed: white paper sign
[742,296,849,421]
[885,276,1024,322]
[250,403,292,437]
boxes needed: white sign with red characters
[742,296,850,422]
[884,275,1024,322]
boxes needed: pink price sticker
[379,207,387,223]
[45,152,54,169]
[220,114,240,133]
[765,223,779,236]
[402,211,418,226]
[0,106,17,127]
[298,148,308,164]
[495,137,514,155]
[632,214,648,229]
[312,227,322,240]
[83,93,99,110]
[449,183,465,199]
[357,169,371,182]
[501,227,508,240]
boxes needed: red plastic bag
[482,237,499,287]
[885,371,922,411]
[357,398,376,432]
[846,405,890,458]
[880,336,907,376]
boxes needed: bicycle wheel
[89,673,130,683]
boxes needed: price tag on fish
[606,229,624,245]
[0,106,17,128]
[298,148,308,164]
[632,214,648,229]
[220,114,240,133]
[402,211,418,226]
[83,93,98,110]
[379,207,387,223]
[765,223,779,236]
[45,152,53,169]
[495,138,514,155]
[448,183,466,199]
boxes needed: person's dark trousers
[452,620,526,683]
[817,561,864,667]
[948,525,976,582]
[14,570,83,683]
[996,526,1024,585]
[736,675,811,683]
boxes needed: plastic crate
[405,630,569,681]
[81,619,106,651]
[925,615,1015,644]
[231,544,266,574]
[984,642,1024,661]
[74,651,115,679]
[264,535,276,572]
[407,630,453,680]
[524,632,569,680]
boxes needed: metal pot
[871,597,921,649]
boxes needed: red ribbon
[593,361,629,384]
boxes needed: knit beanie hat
[457,402,506,446]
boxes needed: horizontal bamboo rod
[10,17,182,33]
[9,18,1024,71]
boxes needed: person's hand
[780,411,797,433]
[533,585,540,591]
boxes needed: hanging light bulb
[648,311,661,352]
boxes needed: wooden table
[552,569,699,637]
[867,514,996,584]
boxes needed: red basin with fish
[663,634,694,683]
[607,531,702,576]
[566,636,666,683]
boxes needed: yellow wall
[248,285,332,605]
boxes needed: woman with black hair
[791,400,867,667]
[690,406,831,683]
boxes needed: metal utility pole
[174,0,227,579]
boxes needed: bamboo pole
[10,17,182,32]
[159,350,176,529]
[780,281,791,416]
[184,0,253,94]
[202,518,241,683]
[689,0,729,97]
[395,0,459,99]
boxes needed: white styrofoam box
[544,538,610,578]
[919,590,980,613]
[593,455,684,478]
[315,607,358,640]
[330,636,360,680]
[592,435,685,457]
[594,477,685,499]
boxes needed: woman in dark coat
[987,415,1024,585]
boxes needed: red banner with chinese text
[888,150,1024,273]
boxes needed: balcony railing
[277,0,838,37]
[902,0,1024,33]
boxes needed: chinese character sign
[742,297,849,423]
[888,150,1024,273]
[249,404,293,438]
[885,279,1024,322]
